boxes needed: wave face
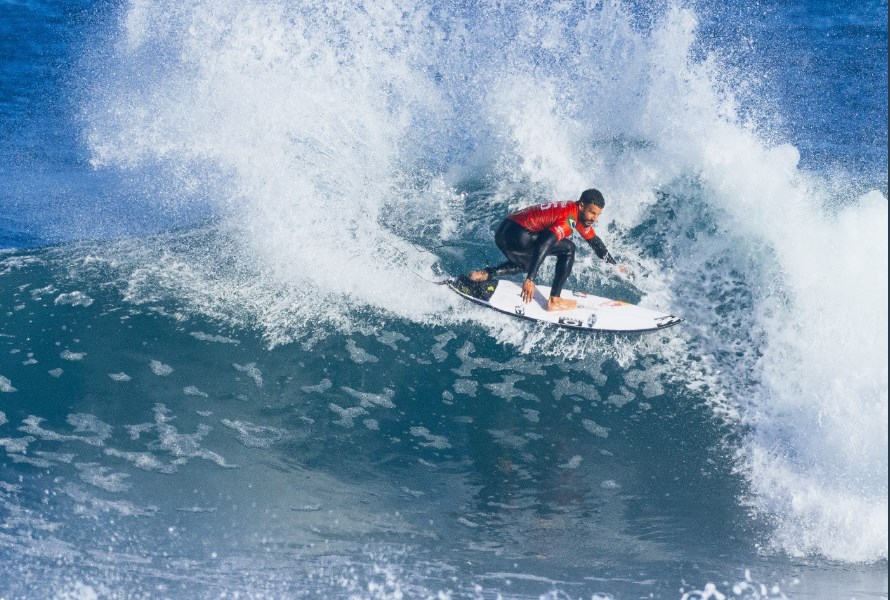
[0,0,887,595]
[81,0,888,562]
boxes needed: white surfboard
[448,277,683,333]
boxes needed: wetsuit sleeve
[587,235,617,265]
[526,230,559,281]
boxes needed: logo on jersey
[567,216,576,230]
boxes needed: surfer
[468,189,628,311]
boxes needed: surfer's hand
[521,278,535,303]
[616,264,629,275]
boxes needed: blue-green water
[0,1,887,598]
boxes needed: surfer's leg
[477,261,523,279]
[546,239,578,311]
[494,219,536,267]
[549,239,576,297]
[470,260,523,281]
[471,220,533,281]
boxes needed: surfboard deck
[448,277,683,333]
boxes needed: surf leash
[379,238,453,286]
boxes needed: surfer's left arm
[586,235,629,274]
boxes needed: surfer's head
[578,188,605,226]
[579,188,605,208]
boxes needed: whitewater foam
[0,376,15,393]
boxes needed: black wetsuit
[484,218,617,297]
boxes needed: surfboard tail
[448,276,498,301]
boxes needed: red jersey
[507,201,596,242]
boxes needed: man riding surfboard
[467,189,628,311]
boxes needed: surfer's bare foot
[469,270,489,282]
[547,296,577,312]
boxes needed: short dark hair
[579,188,605,207]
